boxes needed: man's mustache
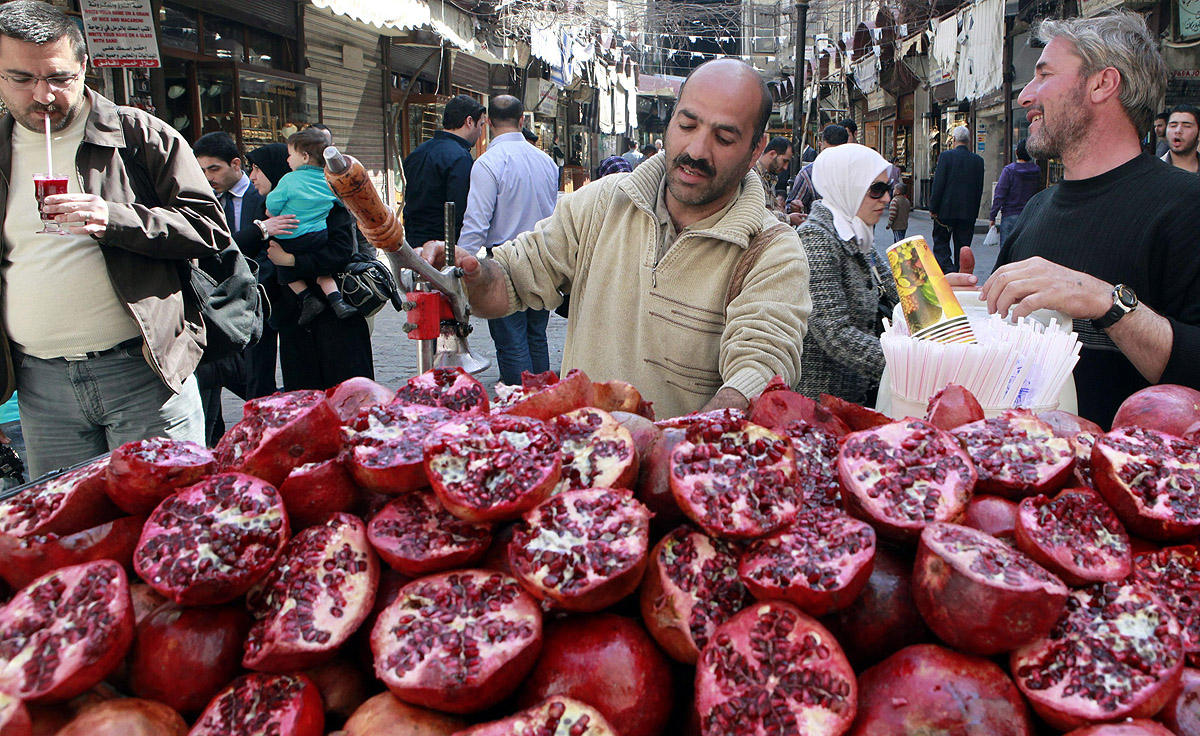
[673,154,715,177]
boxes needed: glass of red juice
[34,174,70,235]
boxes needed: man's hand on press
[418,240,485,284]
[980,256,1111,321]
[45,193,108,236]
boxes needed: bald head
[489,95,524,131]
[679,59,773,148]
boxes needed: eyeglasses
[866,181,891,199]
[0,70,82,91]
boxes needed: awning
[311,0,486,56]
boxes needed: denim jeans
[14,343,205,479]
[488,310,551,386]
[997,215,1018,248]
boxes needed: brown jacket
[888,194,912,230]
[0,89,231,399]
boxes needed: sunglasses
[867,181,890,199]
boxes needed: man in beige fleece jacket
[424,59,811,418]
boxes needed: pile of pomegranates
[2,373,1200,735]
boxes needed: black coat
[402,131,473,249]
[929,145,985,223]
[231,185,274,284]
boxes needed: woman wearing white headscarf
[795,143,899,404]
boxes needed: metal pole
[791,1,809,180]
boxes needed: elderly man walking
[929,125,984,274]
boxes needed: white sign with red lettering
[81,0,161,68]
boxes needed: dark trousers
[892,229,907,243]
[931,218,975,274]
[488,310,551,386]
[197,352,249,447]
[245,322,278,399]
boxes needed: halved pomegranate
[277,457,359,530]
[129,602,251,715]
[133,473,289,605]
[325,376,395,423]
[849,643,1033,736]
[0,560,133,704]
[924,383,986,430]
[1133,546,1200,667]
[367,490,492,576]
[1072,431,1099,488]
[106,438,215,514]
[56,698,187,736]
[669,410,801,539]
[738,506,875,616]
[214,390,342,487]
[952,410,1076,499]
[914,522,1068,655]
[695,601,856,736]
[639,525,749,665]
[1011,580,1184,731]
[0,457,117,540]
[747,377,850,436]
[837,419,976,543]
[492,369,594,420]
[1041,409,1105,438]
[592,380,654,419]
[189,673,324,736]
[1091,426,1200,541]
[820,393,892,430]
[0,692,30,736]
[343,403,454,495]
[422,414,561,523]
[547,407,638,494]
[961,494,1020,538]
[509,488,650,612]
[777,419,842,510]
[1063,722,1177,736]
[456,696,616,736]
[342,692,467,736]
[370,569,543,714]
[392,366,489,414]
[1112,385,1200,437]
[0,515,145,589]
[1014,488,1132,585]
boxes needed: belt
[62,337,143,362]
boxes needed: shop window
[198,66,237,139]
[238,72,320,148]
[159,4,199,52]
[247,29,286,70]
[204,14,245,62]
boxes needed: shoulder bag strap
[724,223,793,311]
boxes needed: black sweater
[997,154,1200,428]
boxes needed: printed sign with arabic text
[81,0,160,68]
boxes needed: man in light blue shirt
[459,95,560,385]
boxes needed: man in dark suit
[194,132,275,444]
[928,125,985,273]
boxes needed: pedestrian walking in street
[1151,111,1170,157]
[796,144,898,405]
[421,58,810,419]
[929,125,985,274]
[1161,104,1199,173]
[596,155,632,178]
[786,124,849,216]
[247,144,375,392]
[887,183,911,242]
[459,95,559,386]
[753,136,792,221]
[621,138,644,168]
[402,95,484,250]
[0,0,219,477]
[989,138,1043,246]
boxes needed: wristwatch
[254,219,269,240]
[1092,284,1139,330]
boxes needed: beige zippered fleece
[491,153,811,419]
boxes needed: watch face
[1116,285,1138,309]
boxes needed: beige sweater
[492,154,811,419]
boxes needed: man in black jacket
[928,125,984,274]
[402,96,485,249]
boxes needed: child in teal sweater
[267,127,355,324]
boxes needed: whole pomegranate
[509,488,651,612]
[370,569,543,714]
[695,601,856,736]
[458,696,616,736]
[547,407,638,494]
[952,410,1076,499]
[1063,722,1177,736]
[133,473,289,606]
[301,656,370,724]
[1112,384,1200,436]
[189,673,324,736]
[343,403,454,495]
[325,376,395,423]
[777,419,842,510]
[422,414,562,523]
[836,419,976,543]
[342,692,466,736]
[639,525,750,665]
[849,643,1032,736]
[738,506,876,616]
[0,514,145,590]
[924,383,985,431]
[913,522,1068,656]
[632,425,689,532]
[1014,488,1132,585]
[0,560,134,704]
[1091,426,1200,541]
[277,457,359,530]
[214,390,342,486]
[0,457,117,540]
[1159,666,1200,736]
[56,698,187,736]
[0,692,30,736]
[243,513,379,673]
[669,409,801,539]
[128,602,251,715]
[961,494,1019,538]
[106,438,215,514]
[1011,580,1184,731]
[367,490,493,576]
[515,614,673,736]
[1133,546,1200,666]
[492,369,594,420]
[392,366,489,414]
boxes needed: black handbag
[870,257,898,334]
[334,254,403,318]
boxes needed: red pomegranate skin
[0,514,146,590]
[1160,666,1200,736]
[849,644,1033,736]
[516,614,673,736]
[924,383,985,431]
[55,698,187,736]
[342,692,466,736]
[0,692,31,736]
[277,458,359,530]
[106,437,215,515]
[1063,721,1177,736]
[1112,385,1200,437]
[961,495,1019,538]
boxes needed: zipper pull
[652,266,657,288]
